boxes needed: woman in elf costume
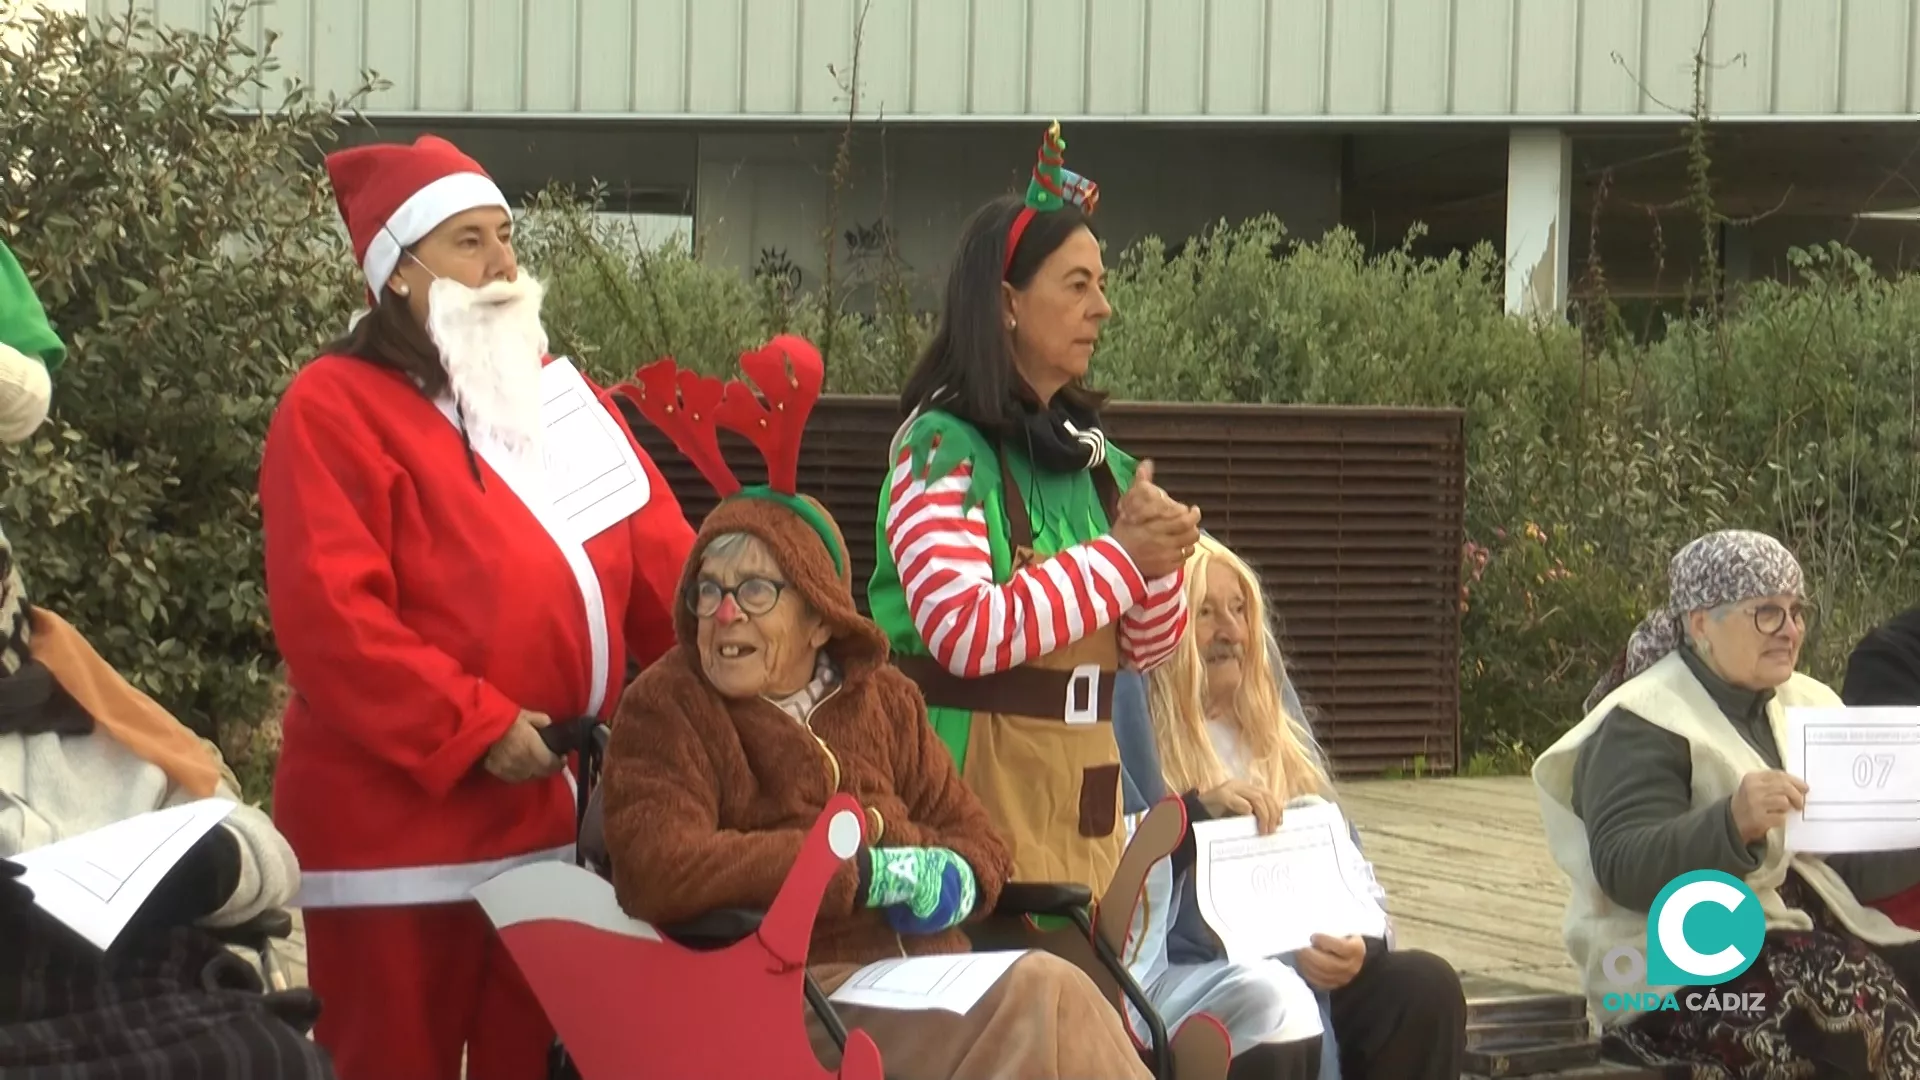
[868,122,1201,899]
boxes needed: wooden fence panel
[625,396,1466,776]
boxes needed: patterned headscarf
[1584,530,1804,712]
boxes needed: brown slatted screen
[628,396,1466,777]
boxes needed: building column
[1722,221,1754,284]
[1504,128,1572,321]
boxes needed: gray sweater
[1570,643,1920,911]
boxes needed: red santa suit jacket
[259,353,695,909]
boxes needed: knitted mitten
[862,846,977,935]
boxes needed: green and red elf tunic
[867,125,1187,897]
[868,408,1189,895]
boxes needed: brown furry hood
[671,494,890,681]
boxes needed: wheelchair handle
[539,716,603,757]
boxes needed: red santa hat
[325,135,511,302]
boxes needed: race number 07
[1853,753,1896,789]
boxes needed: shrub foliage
[0,3,364,788]
[529,207,1920,774]
[6,8,1916,783]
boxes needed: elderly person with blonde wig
[1143,535,1467,1080]
[1535,529,1920,1077]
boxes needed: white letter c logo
[1657,880,1750,979]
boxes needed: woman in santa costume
[258,134,696,1080]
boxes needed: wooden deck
[1342,775,1580,996]
[275,775,1577,999]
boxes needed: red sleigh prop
[472,793,884,1080]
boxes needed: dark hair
[321,285,487,485]
[900,194,1108,437]
[321,286,448,398]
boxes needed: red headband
[1002,208,1038,278]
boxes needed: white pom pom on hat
[0,342,49,446]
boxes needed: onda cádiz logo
[1600,870,1768,1014]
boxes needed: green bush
[9,6,1918,787]
[0,3,364,793]
[525,209,1920,775]
[515,190,927,395]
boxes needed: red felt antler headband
[610,335,825,500]
[611,360,740,497]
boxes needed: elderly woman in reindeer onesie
[869,122,1202,901]
[1534,530,1920,1078]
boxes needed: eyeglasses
[1743,601,1813,636]
[690,577,786,618]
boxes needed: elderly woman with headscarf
[1534,530,1920,1077]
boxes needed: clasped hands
[1197,778,1368,990]
[1109,460,1202,580]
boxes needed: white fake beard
[426,272,549,465]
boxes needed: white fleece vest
[0,728,300,929]
[1532,652,1920,1025]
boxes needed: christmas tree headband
[611,335,843,576]
[1003,120,1099,278]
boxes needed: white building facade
[99,0,1920,315]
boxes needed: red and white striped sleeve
[1119,569,1190,672]
[885,442,1150,678]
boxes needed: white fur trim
[430,386,612,720]
[361,171,511,297]
[0,342,50,445]
[296,845,575,908]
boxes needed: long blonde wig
[1145,535,1333,803]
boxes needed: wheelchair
[205,907,323,1036]
[528,720,1230,1080]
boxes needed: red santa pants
[305,902,554,1080]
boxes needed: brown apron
[896,449,1127,897]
